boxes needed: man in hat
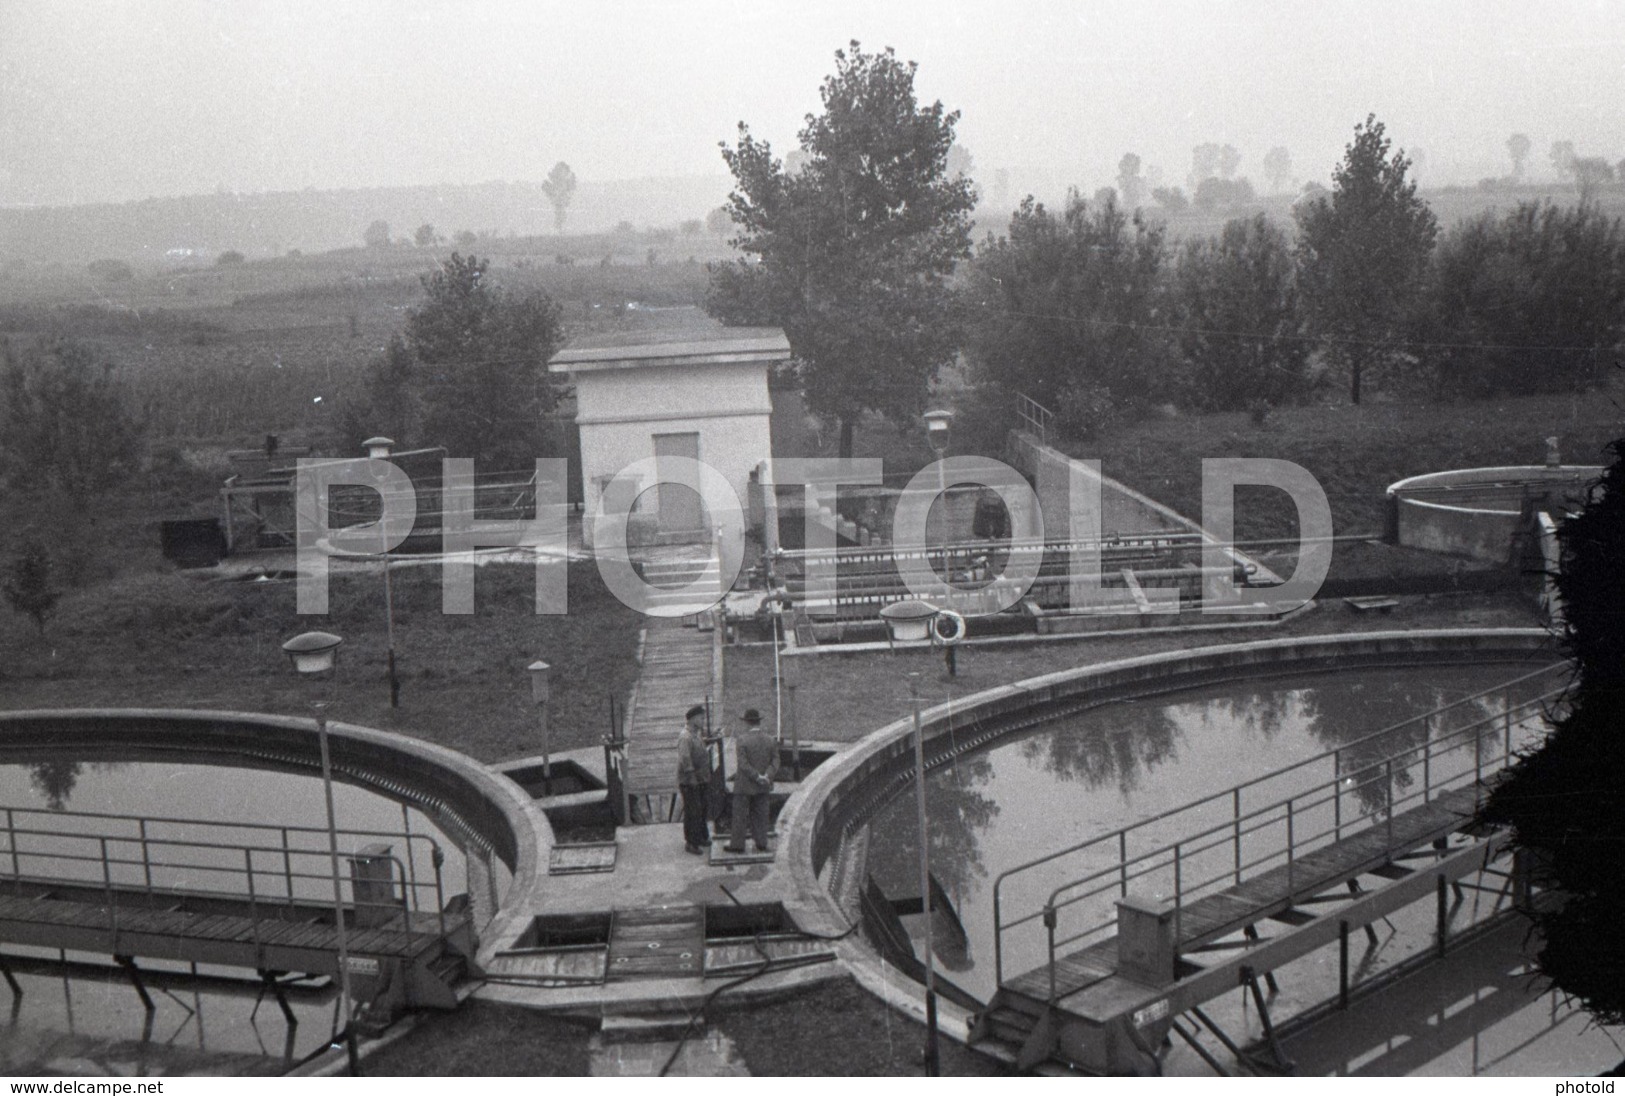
[727,709,779,854]
[676,704,713,854]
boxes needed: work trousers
[679,783,710,848]
[727,790,772,852]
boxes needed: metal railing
[0,806,453,943]
[1016,393,1055,446]
[991,662,1570,993]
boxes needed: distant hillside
[0,175,733,265]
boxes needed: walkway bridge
[0,806,473,1022]
[969,663,1568,1074]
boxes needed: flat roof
[548,327,790,373]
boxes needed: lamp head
[282,631,343,675]
[923,409,953,453]
[362,436,395,460]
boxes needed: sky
[3,0,1625,207]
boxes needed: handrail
[991,661,1567,987]
[0,810,454,940]
[1017,393,1055,446]
[0,802,448,863]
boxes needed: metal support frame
[0,953,19,999]
[1241,925,1279,993]
[1170,1017,1230,1077]
[257,969,298,1026]
[1188,1004,1261,1076]
[1241,966,1293,1072]
[114,954,155,1013]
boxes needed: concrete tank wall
[1387,465,1601,564]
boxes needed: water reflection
[856,664,1536,1001]
[29,761,80,811]
[1019,700,1180,794]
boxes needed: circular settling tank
[1386,465,1600,563]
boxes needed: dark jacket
[677,727,711,787]
[735,727,780,793]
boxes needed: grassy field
[1067,386,1625,543]
[0,560,644,764]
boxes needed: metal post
[1044,904,1058,1004]
[138,819,153,895]
[1286,801,1295,897]
[1385,760,1395,847]
[1119,831,1129,897]
[787,682,801,782]
[1334,750,1343,841]
[1339,920,1350,1008]
[908,674,940,1077]
[313,703,355,1057]
[281,827,295,908]
[380,501,400,709]
[1233,788,1243,884]
[1436,875,1448,959]
[5,808,17,885]
[1423,725,1431,803]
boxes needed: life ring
[930,608,967,647]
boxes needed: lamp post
[923,410,957,677]
[280,630,358,1073]
[362,437,401,708]
[907,671,941,1076]
[528,659,552,795]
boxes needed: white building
[548,327,788,547]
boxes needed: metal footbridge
[969,663,1568,1074]
[0,807,473,1020]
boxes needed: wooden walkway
[607,905,705,980]
[623,620,717,805]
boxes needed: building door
[652,432,703,532]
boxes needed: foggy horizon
[4,1,1625,212]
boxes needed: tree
[1152,186,1189,213]
[1218,144,1242,180]
[363,220,391,248]
[1479,437,1625,1035]
[1294,115,1437,404]
[1116,153,1145,210]
[704,206,731,235]
[413,223,440,247]
[1420,201,1625,397]
[1550,141,1577,180]
[1263,147,1293,193]
[215,250,245,266]
[706,42,976,456]
[1175,214,1309,410]
[963,192,1173,435]
[1572,157,1617,193]
[453,229,478,247]
[1193,176,1255,211]
[403,253,564,467]
[1507,133,1532,179]
[0,337,144,506]
[2,536,59,636]
[541,162,577,234]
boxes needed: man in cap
[676,704,713,854]
[727,709,779,854]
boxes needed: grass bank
[0,560,643,763]
[1071,387,1625,542]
